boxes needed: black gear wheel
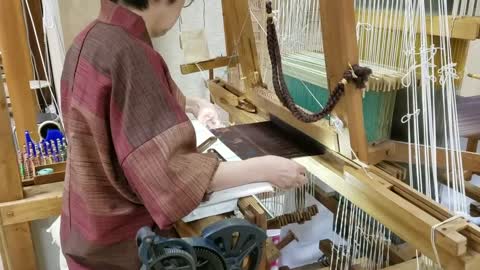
[150,248,196,270]
[202,219,266,270]
[194,247,226,270]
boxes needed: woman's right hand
[254,155,307,189]
[209,155,308,192]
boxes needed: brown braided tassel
[266,1,372,123]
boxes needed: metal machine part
[191,246,225,270]
[137,219,267,270]
[136,228,197,270]
[201,218,266,270]
[207,148,227,161]
[197,136,217,153]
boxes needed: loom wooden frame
[207,0,480,269]
[0,0,479,270]
[0,0,46,269]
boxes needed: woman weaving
[60,0,306,269]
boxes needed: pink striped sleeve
[109,41,220,228]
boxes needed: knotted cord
[265,1,373,123]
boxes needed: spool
[38,120,62,140]
[37,113,62,140]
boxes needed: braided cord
[265,1,372,123]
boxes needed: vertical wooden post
[0,75,37,270]
[319,0,369,162]
[238,197,268,270]
[221,0,263,91]
[466,137,479,153]
[0,0,39,146]
[26,0,54,108]
[26,0,46,82]
[465,136,479,180]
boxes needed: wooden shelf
[0,182,63,226]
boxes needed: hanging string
[331,197,391,270]
[23,0,64,128]
[398,0,470,267]
[400,109,421,124]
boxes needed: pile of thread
[18,133,68,180]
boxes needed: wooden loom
[177,0,480,269]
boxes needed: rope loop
[401,109,421,124]
[345,63,372,89]
[438,63,459,86]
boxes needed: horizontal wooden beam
[371,166,480,265]
[294,154,480,270]
[356,11,480,40]
[36,162,66,172]
[0,182,63,226]
[208,80,267,124]
[249,87,339,152]
[208,80,340,151]
[437,170,480,202]
[180,56,238,75]
[385,141,480,174]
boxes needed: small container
[37,168,54,176]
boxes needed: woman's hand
[186,97,222,129]
[209,155,307,192]
[254,155,307,189]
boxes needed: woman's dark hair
[111,0,177,10]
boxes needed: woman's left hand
[186,97,222,129]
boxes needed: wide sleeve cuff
[121,121,220,228]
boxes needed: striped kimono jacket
[60,1,219,269]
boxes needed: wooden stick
[386,141,480,174]
[208,80,267,124]
[180,56,238,75]
[276,230,298,250]
[0,63,37,269]
[0,0,39,146]
[221,0,263,91]
[238,197,268,270]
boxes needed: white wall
[153,0,226,99]
[32,217,62,270]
